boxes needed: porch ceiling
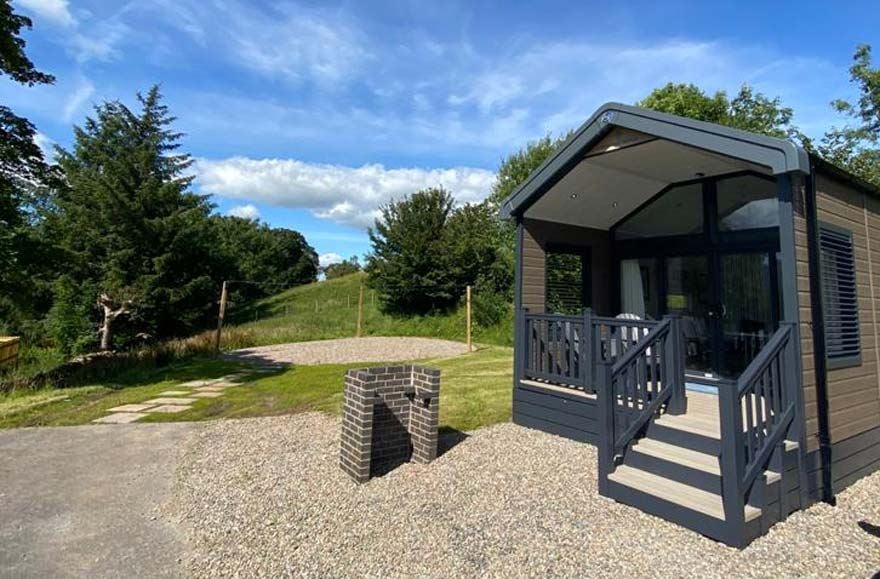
[523,136,771,230]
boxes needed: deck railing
[595,316,686,491]
[520,309,658,390]
[718,322,798,536]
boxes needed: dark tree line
[0,2,317,355]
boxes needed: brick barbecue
[340,365,440,483]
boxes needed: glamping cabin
[502,103,880,547]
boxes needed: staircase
[596,321,804,548]
[604,391,801,546]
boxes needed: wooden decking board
[631,438,720,475]
[519,379,596,400]
[608,465,761,522]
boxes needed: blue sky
[3,1,878,267]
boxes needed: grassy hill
[226,272,513,348]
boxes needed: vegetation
[818,45,880,187]
[637,83,805,142]
[0,346,513,432]
[322,256,362,280]
[232,272,513,347]
[366,187,511,320]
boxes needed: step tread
[608,465,761,522]
[632,438,719,475]
[654,413,721,439]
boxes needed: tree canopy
[637,83,804,142]
[819,45,880,187]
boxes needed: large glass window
[619,258,660,320]
[717,175,778,231]
[615,183,703,239]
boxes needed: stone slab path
[90,364,286,425]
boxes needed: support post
[465,286,473,352]
[718,380,746,547]
[356,284,365,337]
[214,280,228,357]
[583,308,593,391]
[597,360,615,496]
[665,314,687,415]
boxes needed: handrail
[735,326,790,398]
[611,319,670,374]
[718,322,797,532]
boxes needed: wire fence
[214,280,479,354]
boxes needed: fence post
[597,359,615,496]
[664,314,687,415]
[466,285,473,352]
[356,284,365,338]
[213,280,228,357]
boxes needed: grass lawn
[0,346,513,432]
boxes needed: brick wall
[340,365,440,483]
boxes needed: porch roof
[501,103,810,230]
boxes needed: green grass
[229,272,513,348]
[0,347,513,432]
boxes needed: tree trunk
[97,294,132,352]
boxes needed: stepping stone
[143,397,197,405]
[92,412,147,424]
[107,403,156,413]
[148,404,191,413]
[219,374,249,382]
[251,366,283,373]
[178,380,213,388]
[159,390,191,396]
[192,391,224,398]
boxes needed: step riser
[604,480,762,548]
[625,451,721,494]
[646,422,720,455]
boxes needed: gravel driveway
[223,337,469,366]
[170,413,880,578]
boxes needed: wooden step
[608,465,761,522]
[654,412,720,439]
[631,438,719,475]
[519,379,596,399]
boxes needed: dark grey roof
[501,102,811,218]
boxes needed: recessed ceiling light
[570,193,578,199]
[612,201,618,208]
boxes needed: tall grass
[231,272,514,347]
[2,272,514,393]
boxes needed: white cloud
[319,253,343,268]
[227,203,260,220]
[16,0,74,27]
[150,0,370,86]
[196,158,496,229]
[62,77,94,121]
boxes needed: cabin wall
[521,218,612,315]
[800,168,880,492]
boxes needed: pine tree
[50,86,219,349]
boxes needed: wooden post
[597,360,615,496]
[356,284,364,338]
[466,285,473,352]
[214,281,228,356]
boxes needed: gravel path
[170,414,880,578]
[223,337,469,366]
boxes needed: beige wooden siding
[793,181,820,452]
[522,224,545,313]
[813,172,880,445]
[520,218,612,315]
